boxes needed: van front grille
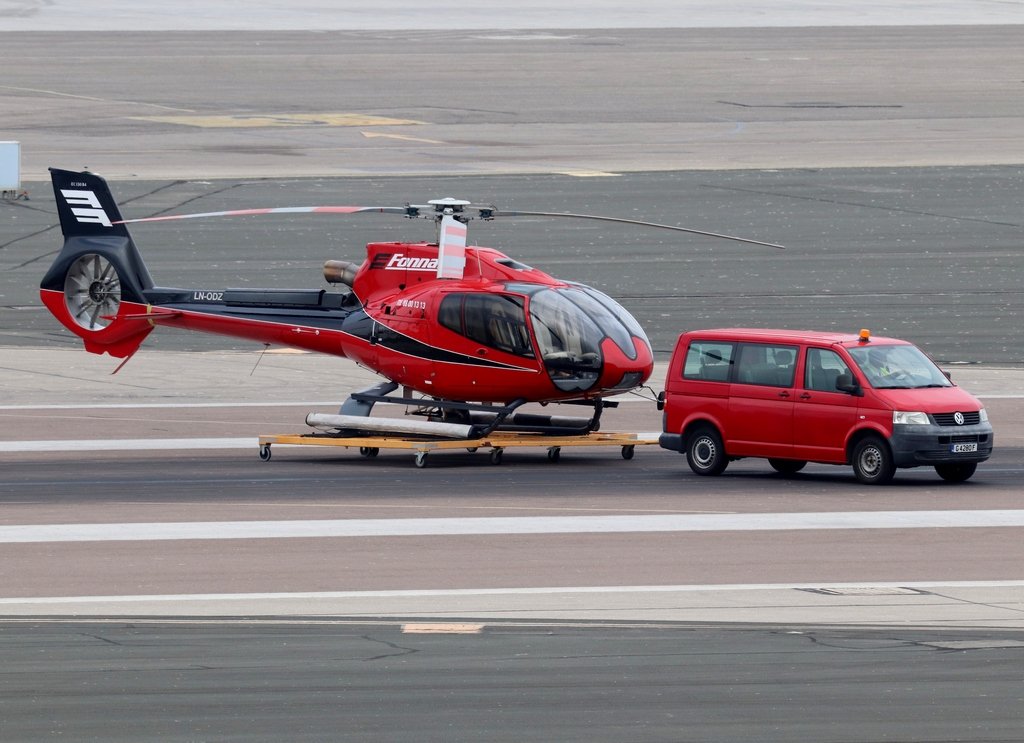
[933,411,981,426]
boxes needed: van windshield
[848,344,953,389]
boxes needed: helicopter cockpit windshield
[527,285,650,392]
[439,285,650,394]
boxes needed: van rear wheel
[851,436,896,485]
[935,462,977,483]
[769,459,807,475]
[686,426,728,476]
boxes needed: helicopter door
[528,289,603,393]
[438,293,535,358]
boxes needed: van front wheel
[852,437,896,485]
[686,426,728,476]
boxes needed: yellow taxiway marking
[361,131,444,144]
[402,623,485,634]
[128,112,425,128]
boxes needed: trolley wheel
[490,448,504,465]
[466,447,478,453]
[259,444,272,462]
[547,446,561,463]
[621,445,635,460]
[359,446,380,458]
[414,451,428,468]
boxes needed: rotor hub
[88,281,110,302]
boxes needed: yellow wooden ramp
[257,430,660,467]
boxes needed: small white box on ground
[0,141,21,190]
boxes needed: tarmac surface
[5,25,1024,180]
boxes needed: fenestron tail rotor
[63,253,121,330]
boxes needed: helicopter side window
[438,294,463,335]
[439,293,534,358]
[463,295,491,348]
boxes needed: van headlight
[980,408,988,422]
[893,411,929,425]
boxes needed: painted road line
[0,438,255,453]
[2,580,1024,606]
[129,113,425,128]
[2,433,663,453]
[0,402,344,410]
[0,391,654,411]
[2,510,1024,543]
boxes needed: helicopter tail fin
[40,169,157,358]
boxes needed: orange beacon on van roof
[658,328,993,484]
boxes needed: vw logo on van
[954,412,965,425]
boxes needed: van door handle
[799,393,812,400]
[778,391,790,398]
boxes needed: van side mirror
[835,373,861,395]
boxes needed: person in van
[658,328,994,484]
[864,348,889,376]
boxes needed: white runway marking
[0,393,652,411]
[0,402,343,410]
[0,438,255,452]
[2,580,1023,606]
[3,510,1024,543]
[6,1,1020,32]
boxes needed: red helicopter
[40,168,781,438]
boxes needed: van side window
[805,348,851,392]
[735,343,798,387]
[683,342,734,382]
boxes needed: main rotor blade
[113,206,409,225]
[489,209,785,249]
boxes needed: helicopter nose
[598,337,654,393]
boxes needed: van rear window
[683,342,735,382]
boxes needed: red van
[658,328,993,484]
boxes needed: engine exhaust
[323,260,359,286]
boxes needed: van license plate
[951,443,978,453]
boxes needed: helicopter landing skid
[342,392,527,438]
[343,389,610,438]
